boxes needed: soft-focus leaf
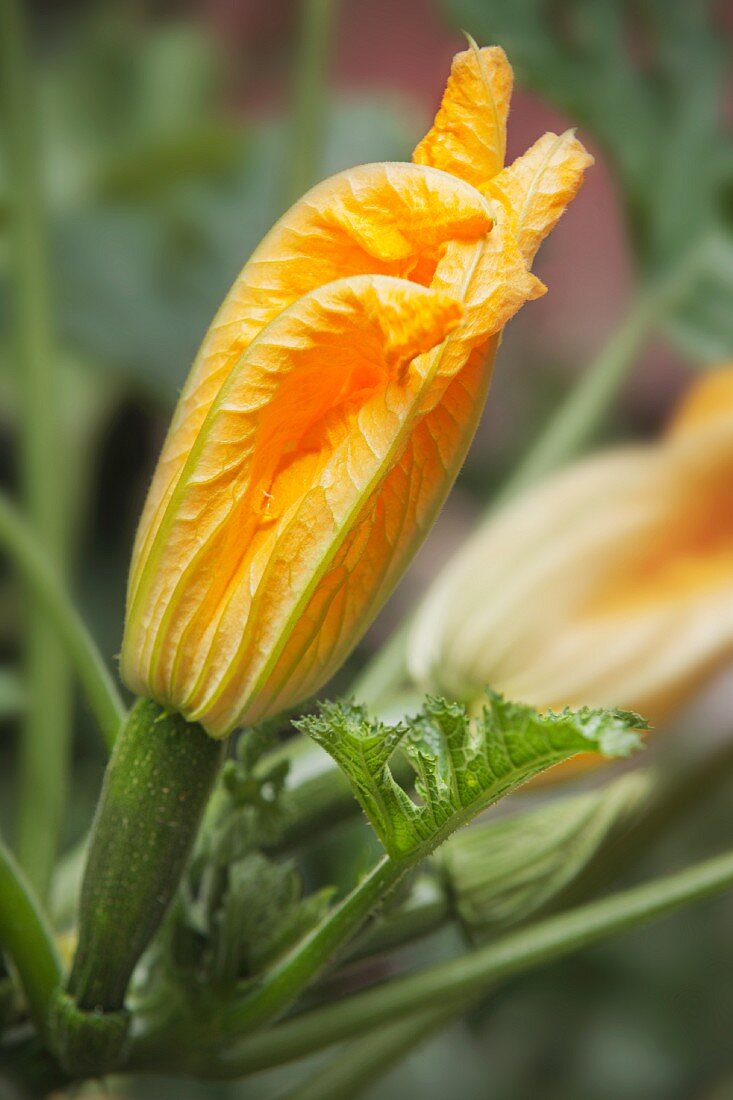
[0,669,24,720]
[297,692,644,861]
[664,234,733,362]
[436,770,653,935]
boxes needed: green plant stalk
[0,493,125,749]
[151,845,733,1078]
[67,699,223,1014]
[1,0,71,898]
[0,833,62,1039]
[347,871,450,961]
[283,1010,448,1100]
[285,0,338,207]
[493,291,659,505]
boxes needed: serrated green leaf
[296,691,645,862]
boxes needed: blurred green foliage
[443,0,733,362]
[2,14,419,405]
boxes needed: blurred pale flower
[121,44,591,737]
[409,368,733,726]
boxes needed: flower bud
[121,44,591,737]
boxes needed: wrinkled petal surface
[122,43,592,736]
[490,131,595,264]
[129,163,494,606]
[124,276,466,732]
[413,42,512,187]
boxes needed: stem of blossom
[0,833,62,1040]
[1,0,72,899]
[69,699,222,1010]
[285,0,338,207]
[0,492,126,750]
[173,846,733,1078]
[52,699,223,1074]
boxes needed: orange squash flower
[409,367,733,726]
[121,43,592,737]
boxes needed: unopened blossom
[121,43,592,737]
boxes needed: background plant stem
[0,493,125,750]
[0,833,62,1039]
[284,0,338,208]
[0,0,72,898]
[494,291,659,505]
[282,1011,447,1100]
[185,846,733,1078]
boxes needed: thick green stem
[67,699,222,1014]
[285,0,338,207]
[1,0,72,900]
[0,493,125,749]
[0,834,62,1040]
[51,700,222,1075]
[174,846,733,1077]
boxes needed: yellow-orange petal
[128,162,492,610]
[413,41,512,187]
[121,275,464,734]
[230,201,547,727]
[410,371,733,735]
[192,206,546,730]
[667,364,733,437]
[489,131,595,265]
[426,199,545,385]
